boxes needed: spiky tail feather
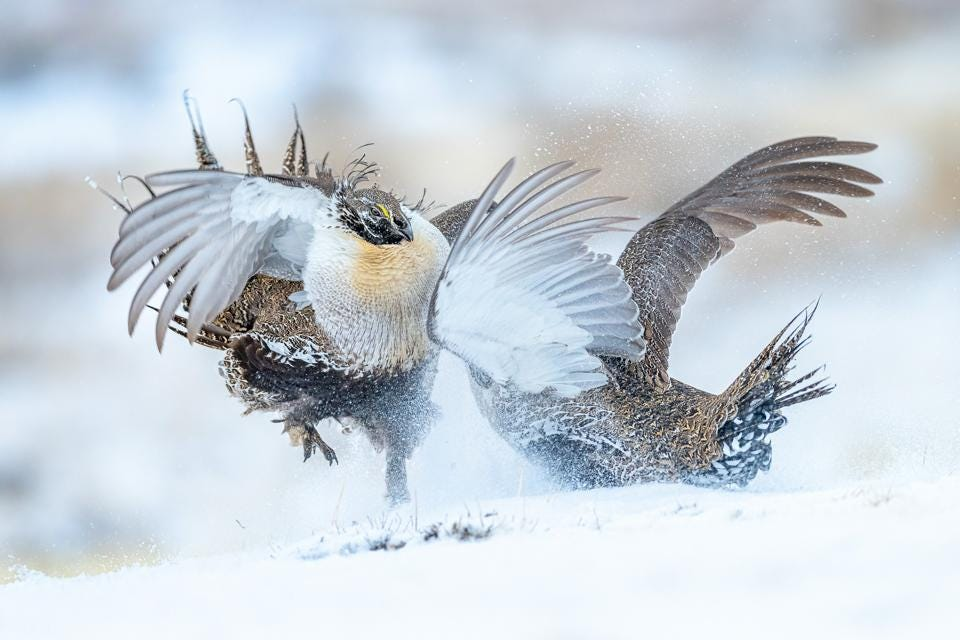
[693,303,833,487]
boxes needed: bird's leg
[302,424,338,466]
[277,417,338,466]
[384,444,410,506]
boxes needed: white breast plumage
[303,212,450,372]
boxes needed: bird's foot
[302,427,338,466]
[278,419,338,466]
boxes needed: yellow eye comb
[375,203,393,221]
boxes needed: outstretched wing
[429,159,646,397]
[107,170,334,350]
[617,136,880,390]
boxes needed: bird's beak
[399,221,414,242]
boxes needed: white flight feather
[228,177,332,225]
[114,171,338,348]
[435,274,604,396]
[428,159,644,398]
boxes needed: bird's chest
[303,228,446,374]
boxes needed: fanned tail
[693,303,833,486]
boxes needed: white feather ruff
[303,213,450,372]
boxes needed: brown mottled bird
[461,137,881,487]
[96,95,645,503]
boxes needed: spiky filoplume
[183,90,220,171]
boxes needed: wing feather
[155,241,224,348]
[107,169,335,349]
[127,227,220,334]
[185,224,264,341]
[476,169,600,241]
[615,136,879,389]
[110,205,210,267]
[107,215,207,288]
[471,161,575,240]
[429,159,645,397]
[119,182,226,235]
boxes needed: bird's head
[336,188,414,245]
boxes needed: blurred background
[1,0,958,581]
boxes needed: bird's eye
[374,203,393,222]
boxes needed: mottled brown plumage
[162,263,436,472]
[468,137,880,487]
[428,198,480,243]
[209,274,440,478]
[621,137,879,393]
[103,100,643,504]
[201,197,486,468]
[107,105,447,502]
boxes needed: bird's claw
[280,418,338,466]
[303,430,338,466]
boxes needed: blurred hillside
[0,0,958,581]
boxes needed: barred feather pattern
[612,216,719,390]
[473,306,830,488]
[202,275,439,480]
[472,371,718,487]
[616,137,879,391]
[467,137,877,489]
[690,306,833,486]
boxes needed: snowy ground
[2,478,958,638]
[1,236,957,638]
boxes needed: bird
[98,94,646,503]
[463,136,881,488]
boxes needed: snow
[1,235,957,637]
[2,479,957,638]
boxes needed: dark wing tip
[845,140,878,153]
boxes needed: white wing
[429,159,646,397]
[107,170,334,349]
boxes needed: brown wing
[427,199,481,243]
[616,136,881,390]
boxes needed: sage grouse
[100,97,644,503]
[465,137,880,488]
